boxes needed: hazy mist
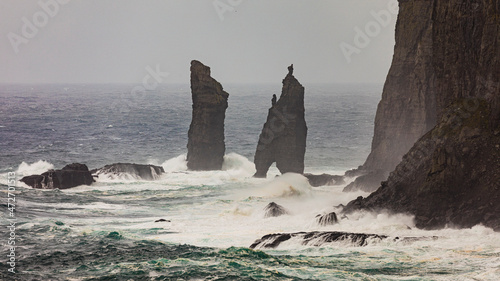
[0,0,398,84]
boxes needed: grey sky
[0,0,397,84]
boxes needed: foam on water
[161,154,188,173]
[16,160,54,177]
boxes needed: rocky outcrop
[263,202,289,218]
[21,163,94,189]
[250,231,439,249]
[347,1,438,192]
[350,0,500,193]
[344,0,500,230]
[250,231,389,249]
[187,60,229,171]
[254,65,307,178]
[344,100,500,230]
[304,173,345,187]
[316,212,338,226]
[91,163,164,180]
[344,0,500,231]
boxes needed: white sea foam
[16,160,54,176]
[161,154,188,173]
[238,173,312,199]
[222,152,256,179]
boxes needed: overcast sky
[0,0,398,84]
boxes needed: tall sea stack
[187,60,229,170]
[344,0,500,231]
[254,65,307,178]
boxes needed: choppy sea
[1,84,499,280]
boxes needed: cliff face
[187,60,229,170]
[344,0,500,230]
[253,65,307,178]
[345,1,438,192]
[348,0,500,192]
[345,100,500,230]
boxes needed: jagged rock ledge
[21,162,166,189]
[21,163,94,189]
[91,163,165,180]
[250,231,438,249]
[343,100,500,230]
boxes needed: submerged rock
[304,173,345,187]
[263,202,289,218]
[155,219,171,223]
[253,64,307,178]
[250,231,439,249]
[20,163,94,189]
[316,212,338,226]
[187,60,229,171]
[91,163,164,180]
[250,231,388,249]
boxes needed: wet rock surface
[91,163,164,180]
[21,163,94,189]
[254,65,307,178]
[187,60,229,171]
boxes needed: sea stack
[343,0,500,231]
[187,60,229,170]
[254,64,307,178]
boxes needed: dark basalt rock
[250,231,388,249]
[344,0,500,230]
[348,0,500,193]
[304,173,345,187]
[264,202,289,218]
[344,100,500,230]
[20,163,94,189]
[91,163,164,180]
[250,231,439,249]
[187,60,229,171]
[154,219,171,223]
[253,64,307,178]
[316,212,338,226]
[347,1,438,192]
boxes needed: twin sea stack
[253,65,307,178]
[187,60,229,171]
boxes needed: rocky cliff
[344,0,500,230]
[187,60,229,171]
[347,0,500,192]
[253,65,307,178]
[345,1,438,192]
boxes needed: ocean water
[1,84,499,280]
